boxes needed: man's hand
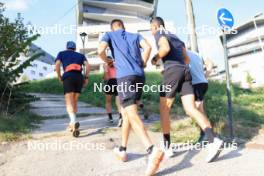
[107,59,114,67]
[151,54,159,65]
[83,78,89,87]
[143,62,147,68]
[59,77,63,84]
[139,38,152,68]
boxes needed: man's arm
[83,60,91,87]
[182,47,190,65]
[140,38,152,68]
[98,42,113,65]
[84,61,90,78]
[103,64,110,80]
[55,60,62,83]
[204,58,214,78]
[152,36,170,65]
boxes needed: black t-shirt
[154,30,186,66]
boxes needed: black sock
[163,134,171,149]
[108,113,113,120]
[147,145,154,154]
[119,113,122,119]
[204,128,215,143]
[200,129,205,137]
[119,146,126,151]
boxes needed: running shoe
[67,122,80,132]
[145,147,164,176]
[117,118,123,127]
[108,118,114,123]
[113,146,128,162]
[206,137,224,163]
[164,147,175,158]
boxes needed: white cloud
[4,0,29,11]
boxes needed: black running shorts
[193,83,208,101]
[117,75,145,108]
[104,78,118,96]
[160,64,194,98]
[63,73,83,94]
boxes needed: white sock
[69,113,76,124]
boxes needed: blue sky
[2,0,264,57]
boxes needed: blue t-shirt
[188,50,208,85]
[101,29,145,78]
[56,50,87,80]
[154,30,186,66]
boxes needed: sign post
[217,8,235,139]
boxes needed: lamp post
[185,0,199,52]
[253,13,264,54]
[80,32,87,55]
[80,32,87,76]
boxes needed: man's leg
[124,104,152,148]
[116,96,123,127]
[123,104,164,175]
[113,105,130,162]
[195,100,206,142]
[105,94,113,122]
[65,93,76,125]
[73,93,80,113]
[195,101,205,114]
[115,96,121,113]
[181,94,223,162]
[160,97,174,149]
[120,106,130,149]
[181,94,212,132]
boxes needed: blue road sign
[217,8,234,29]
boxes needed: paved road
[0,93,264,176]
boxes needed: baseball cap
[66,41,76,49]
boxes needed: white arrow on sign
[220,13,232,24]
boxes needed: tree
[0,7,43,114]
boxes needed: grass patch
[149,118,200,143]
[0,111,42,142]
[23,72,264,142]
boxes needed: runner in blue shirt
[55,41,90,137]
[98,19,164,176]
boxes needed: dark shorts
[193,83,208,101]
[104,78,118,96]
[160,64,194,98]
[63,73,83,94]
[117,75,145,108]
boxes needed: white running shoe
[113,147,128,162]
[117,118,123,127]
[145,147,164,176]
[164,147,175,158]
[108,118,114,124]
[206,137,224,163]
